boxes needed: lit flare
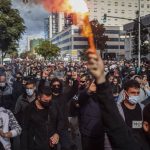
[32,0,96,53]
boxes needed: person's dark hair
[106,74,114,82]
[80,73,89,81]
[113,77,121,84]
[16,72,23,77]
[26,79,36,86]
[124,80,140,91]
[80,73,88,79]
[39,86,52,96]
[50,78,63,89]
[143,103,150,123]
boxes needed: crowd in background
[0,56,150,150]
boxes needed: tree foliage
[90,19,108,51]
[132,18,150,56]
[0,0,25,59]
[20,51,36,60]
[35,40,60,60]
[8,49,18,59]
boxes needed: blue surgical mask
[128,95,140,104]
[26,89,34,96]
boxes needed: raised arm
[87,53,140,150]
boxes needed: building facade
[86,0,150,26]
[48,0,150,60]
[124,14,150,59]
[51,25,125,60]
[45,13,65,39]
[51,25,88,60]
[27,36,43,51]
[104,26,125,59]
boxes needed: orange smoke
[33,0,96,53]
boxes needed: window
[74,29,79,33]
[121,2,125,6]
[147,4,150,8]
[106,45,124,49]
[74,37,88,41]
[141,4,144,8]
[121,10,125,13]
[115,9,118,13]
[108,38,119,41]
[128,3,132,7]
[74,45,88,49]
[105,30,120,34]
[115,2,118,6]
[108,9,111,13]
[61,46,71,51]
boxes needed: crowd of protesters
[0,55,149,150]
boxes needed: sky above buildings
[12,0,49,51]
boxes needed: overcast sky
[12,0,49,51]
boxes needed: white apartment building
[47,0,150,39]
[49,0,150,59]
[86,0,150,26]
[46,13,65,39]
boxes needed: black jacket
[0,142,4,150]
[14,94,36,127]
[96,82,150,150]
[21,101,64,150]
[52,79,79,129]
[78,90,104,138]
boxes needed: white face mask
[128,95,140,104]
[145,88,150,97]
[26,89,34,96]
[0,82,6,87]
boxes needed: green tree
[79,49,88,61]
[20,51,36,60]
[8,49,18,59]
[90,19,108,51]
[27,51,36,60]
[35,40,60,60]
[20,52,27,59]
[0,0,25,63]
[132,14,149,56]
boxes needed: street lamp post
[118,31,121,61]
[138,0,141,68]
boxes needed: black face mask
[79,85,86,90]
[39,100,51,109]
[51,87,61,94]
